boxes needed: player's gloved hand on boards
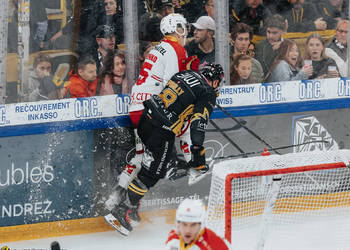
[166,158,190,181]
[189,145,209,174]
[183,55,200,71]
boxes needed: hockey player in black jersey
[104,63,224,236]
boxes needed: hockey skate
[104,203,133,236]
[128,204,141,227]
[188,164,209,186]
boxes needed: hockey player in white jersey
[105,13,200,225]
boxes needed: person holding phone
[304,33,339,79]
[266,39,313,82]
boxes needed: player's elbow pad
[190,119,206,146]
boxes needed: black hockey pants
[136,110,175,189]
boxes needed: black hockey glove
[189,146,208,174]
[166,158,190,181]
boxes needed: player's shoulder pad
[172,70,208,87]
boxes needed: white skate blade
[104,213,130,236]
[188,169,207,186]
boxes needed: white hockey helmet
[176,198,206,224]
[160,13,187,37]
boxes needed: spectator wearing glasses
[325,19,349,76]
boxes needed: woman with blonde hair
[304,33,339,79]
[266,39,313,82]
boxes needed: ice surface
[3,219,174,250]
[4,211,350,250]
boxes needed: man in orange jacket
[166,198,229,250]
[65,56,98,98]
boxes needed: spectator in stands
[204,0,215,19]
[304,33,339,79]
[325,19,349,76]
[7,0,48,53]
[266,39,313,82]
[97,50,130,95]
[230,54,255,85]
[77,0,107,56]
[22,54,62,102]
[279,0,327,32]
[230,0,272,35]
[317,0,345,29]
[231,23,264,83]
[49,0,106,53]
[166,198,229,249]
[172,0,188,18]
[65,56,98,98]
[139,0,175,42]
[185,16,216,66]
[247,42,256,57]
[104,0,124,45]
[255,14,286,76]
[94,25,116,72]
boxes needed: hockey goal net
[206,149,350,250]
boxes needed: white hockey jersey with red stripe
[165,228,229,250]
[129,36,187,112]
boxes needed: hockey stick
[209,119,246,154]
[212,140,329,160]
[185,119,247,185]
[216,104,281,155]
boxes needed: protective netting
[207,150,350,250]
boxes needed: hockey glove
[189,145,208,174]
[166,158,190,181]
[183,55,200,71]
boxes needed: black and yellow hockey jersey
[143,70,217,146]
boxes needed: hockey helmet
[160,13,187,37]
[200,63,225,86]
[176,198,206,225]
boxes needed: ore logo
[338,79,350,96]
[0,105,9,125]
[299,80,324,99]
[74,98,102,118]
[259,83,284,103]
[115,95,131,115]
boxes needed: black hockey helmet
[199,63,225,86]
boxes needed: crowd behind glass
[5,0,349,103]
